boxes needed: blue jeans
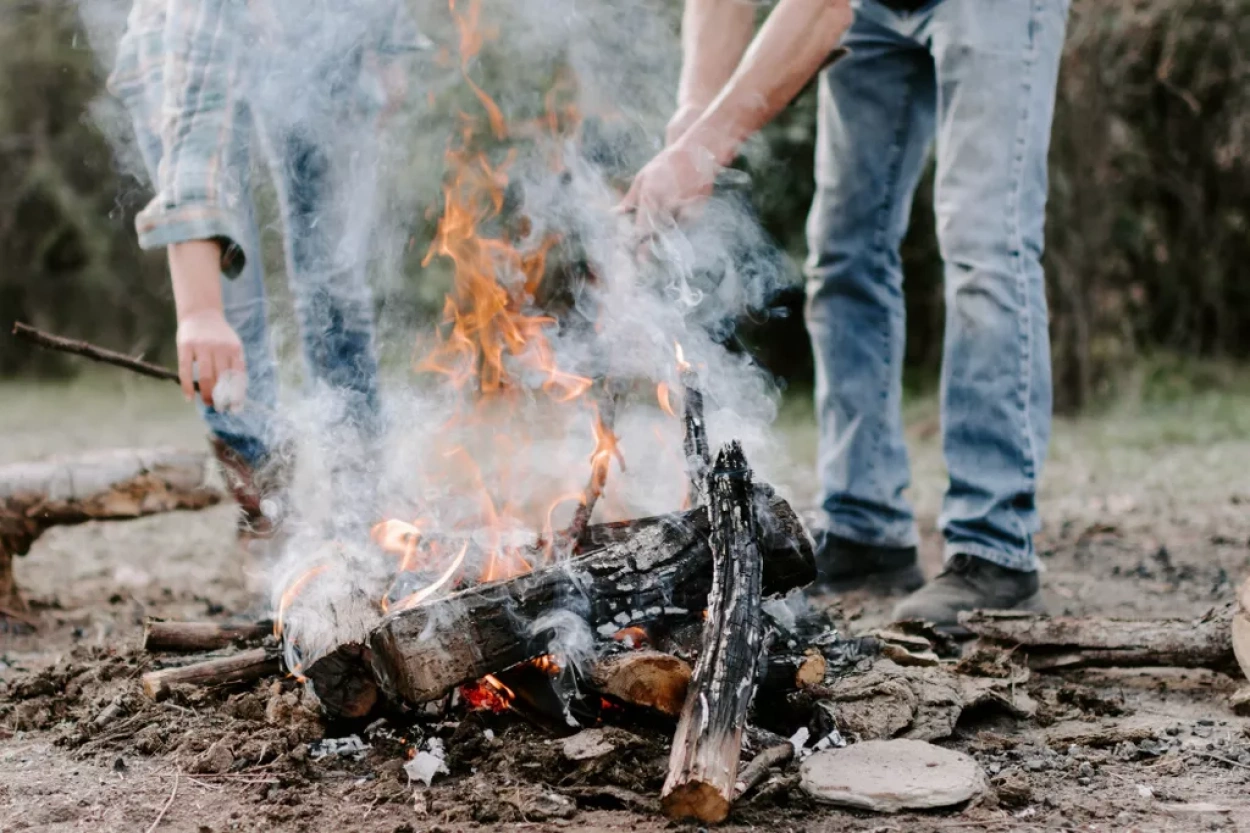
[804,0,1069,572]
[126,69,382,471]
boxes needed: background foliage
[1,0,1247,412]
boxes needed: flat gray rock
[799,739,986,813]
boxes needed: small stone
[1230,687,1250,717]
[1194,726,1214,739]
[1025,759,1048,772]
[1198,719,1216,727]
[1078,762,1095,778]
[1078,777,1091,787]
[112,757,127,772]
[191,740,234,774]
[800,739,986,813]
[561,729,616,762]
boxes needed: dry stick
[680,363,710,508]
[562,382,626,550]
[11,321,190,387]
[141,648,281,700]
[142,619,272,653]
[661,441,766,824]
[734,742,795,800]
[147,771,179,833]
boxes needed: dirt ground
[3,373,1250,832]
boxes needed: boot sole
[808,564,927,597]
[933,591,1048,639]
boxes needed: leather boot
[892,553,1046,632]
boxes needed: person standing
[107,0,422,538]
[625,0,1069,628]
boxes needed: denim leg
[925,0,1069,570]
[804,9,937,548]
[122,82,277,468]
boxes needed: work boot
[806,531,926,596]
[891,553,1046,632]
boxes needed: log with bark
[143,618,272,653]
[141,648,281,700]
[590,649,692,718]
[1,448,222,618]
[364,487,813,708]
[661,441,766,824]
[959,604,1239,673]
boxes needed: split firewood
[142,619,272,653]
[1,448,222,619]
[365,489,813,708]
[141,648,281,700]
[303,643,379,719]
[590,649,692,717]
[959,604,1239,674]
[661,442,766,824]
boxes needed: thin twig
[146,770,179,833]
[12,322,185,386]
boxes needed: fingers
[177,344,195,402]
[198,351,219,410]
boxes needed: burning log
[959,604,1239,673]
[142,619,271,653]
[661,442,766,824]
[590,649,692,718]
[1,448,222,621]
[365,488,812,709]
[141,648,280,700]
[680,360,710,507]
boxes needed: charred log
[365,490,813,708]
[661,442,766,824]
[303,643,380,719]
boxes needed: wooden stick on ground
[734,742,795,800]
[661,441,766,824]
[141,649,280,700]
[959,604,1238,673]
[12,322,187,386]
[143,619,272,653]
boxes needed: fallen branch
[734,742,795,799]
[662,442,766,824]
[959,604,1238,673]
[143,619,271,653]
[141,649,280,700]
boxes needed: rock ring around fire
[799,739,986,813]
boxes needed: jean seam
[869,56,923,491]
[1005,0,1043,547]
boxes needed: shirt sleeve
[134,0,249,278]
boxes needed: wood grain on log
[661,442,766,824]
[141,648,280,700]
[366,490,812,707]
[590,649,692,717]
[142,619,271,653]
[959,604,1238,673]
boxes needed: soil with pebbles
[3,378,1250,832]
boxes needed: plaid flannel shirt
[108,0,424,277]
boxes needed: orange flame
[275,564,329,640]
[656,382,678,418]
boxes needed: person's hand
[620,135,721,236]
[176,309,245,410]
[665,103,706,146]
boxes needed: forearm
[168,240,225,322]
[685,0,853,164]
[676,0,758,111]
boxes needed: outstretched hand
[619,136,721,238]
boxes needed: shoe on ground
[891,553,1046,633]
[805,532,926,596]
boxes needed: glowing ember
[611,626,650,649]
[461,673,516,713]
